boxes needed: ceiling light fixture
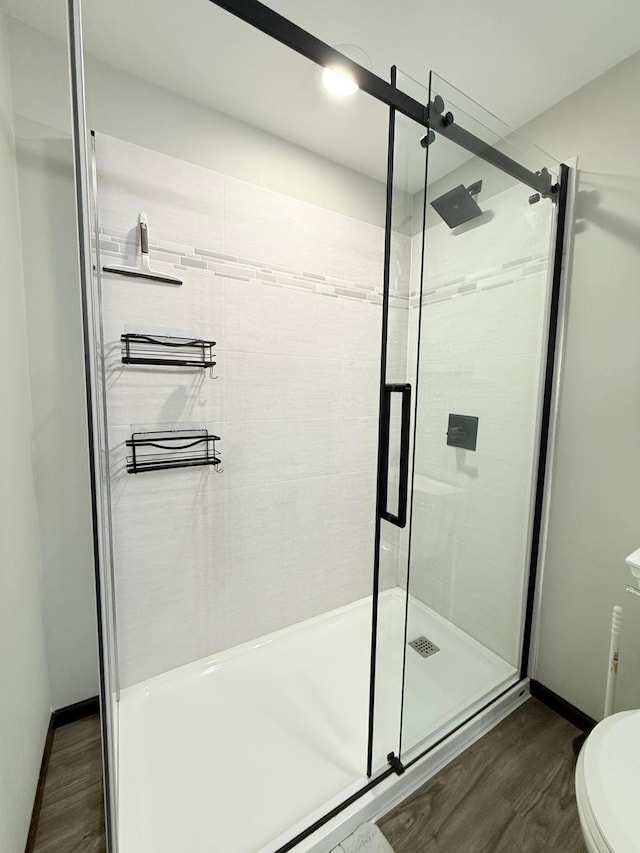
[321,44,371,98]
[322,66,359,97]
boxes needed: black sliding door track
[209,0,555,197]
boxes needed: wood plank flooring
[32,714,106,853]
[31,699,585,852]
[378,698,586,853]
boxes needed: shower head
[430,182,483,229]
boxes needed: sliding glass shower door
[393,73,561,765]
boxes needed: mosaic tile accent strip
[98,224,541,309]
[409,251,550,307]
[98,225,390,305]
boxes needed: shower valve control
[447,414,478,451]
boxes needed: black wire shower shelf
[126,429,221,474]
[121,333,216,368]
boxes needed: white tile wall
[223,177,385,291]
[94,134,387,687]
[95,136,225,250]
[225,352,344,422]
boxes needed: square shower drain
[409,636,440,659]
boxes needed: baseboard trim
[24,716,55,853]
[530,680,596,732]
[25,696,100,851]
[53,695,100,729]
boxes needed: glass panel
[399,72,559,762]
[369,69,428,774]
[0,0,115,844]
[79,1,393,849]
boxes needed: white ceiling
[5,0,640,187]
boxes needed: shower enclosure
[69,0,569,850]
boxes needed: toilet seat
[575,710,640,853]
[576,748,613,853]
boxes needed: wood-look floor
[32,714,106,853]
[378,698,586,853]
[31,699,585,852]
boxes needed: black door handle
[379,383,412,528]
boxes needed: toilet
[575,709,640,852]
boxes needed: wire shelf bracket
[126,429,221,474]
[121,333,216,368]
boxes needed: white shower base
[117,589,516,853]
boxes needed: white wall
[0,10,51,851]
[526,50,640,720]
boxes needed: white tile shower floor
[118,589,516,853]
